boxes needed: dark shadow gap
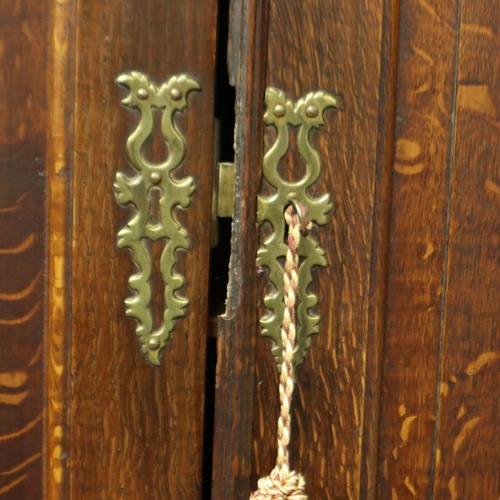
[201,0,235,495]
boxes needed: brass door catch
[257,87,338,370]
[210,161,236,248]
[114,71,200,365]
[215,162,236,218]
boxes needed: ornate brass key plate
[114,71,200,365]
[257,87,338,370]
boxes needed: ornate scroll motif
[114,71,200,365]
[257,87,338,369]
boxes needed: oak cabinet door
[212,0,388,498]
[67,1,218,498]
[214,1,500,499]
[2,0,218,498]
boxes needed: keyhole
[147,186,163,227]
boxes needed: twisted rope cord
[251,204,308,500]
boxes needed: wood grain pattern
[0,1,47,498]
[210,0,270,498]
[46,0,77,497]
[376,1,461,498]
[251,0,385,498]
[433,2,500,498]
[70,1,217,497]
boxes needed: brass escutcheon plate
[257,87,338,370]
[114,71,200,365]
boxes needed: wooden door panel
[433,1,500,497]
[210,0,269,498]
[210,0,273,496]
[246,0,387,498]
[0,1,48,498]
[221,1,500,499]
[214,1,392,499]
[67,1,218,498]
[376,1,461,498]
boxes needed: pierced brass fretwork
[257,87,338,370]
[114,71,200,365]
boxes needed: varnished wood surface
[376,2,461,498]
[433,2,500,498]
[70,1,218,498]
[235,1,500,498]
[250,0,385,498]
[211,0,270,498]
[0,1,47,498]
